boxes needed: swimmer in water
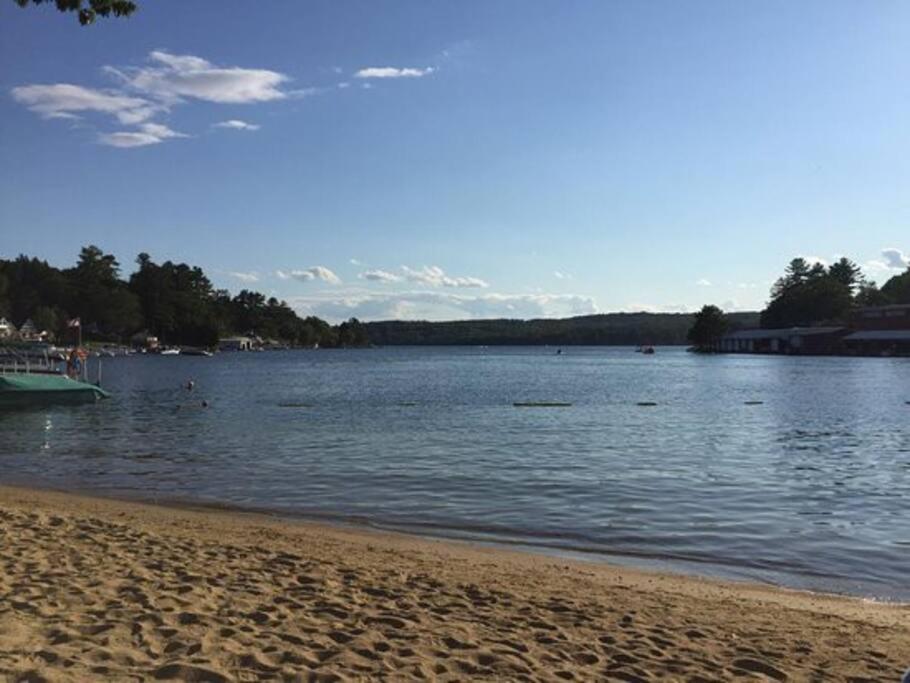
[186,379,195,391]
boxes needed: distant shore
[0,485,907,681]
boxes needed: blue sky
[1,1,908,321]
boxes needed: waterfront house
[17,319,39,342]
[0,318,15,339]
[717,327,847,355]
[850,303,910,331]
[842,304,910,356]
[218,336,253,351]
[716,304,910,356]
[130,331,159,351]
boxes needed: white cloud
[401,265,488,288]
[213,119,260,131]
[108,50,288,104]
[337,82,350,89]
[881,248,909,270]
[696,278,711,286]
[623,303,691,314]
[553,271,572,280]
[276,266,341,284]
[11,83,158,124]
[360,269,402,283]
[287,289,597,323]
[354,67,435,79]
[13,51,292,148]
[863,248,909,279]
[97,122,187,148]
[801,255,829,268]
[228,271,259,283]
[349,258,362,266]
[97,131,163,148]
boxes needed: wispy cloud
[106,50,289,104]
[97,122,187,148]
[360,269,402,283]
[695,278,712,286]
[276,266,341,284]
[213,119,260,131]
[13,50,291,148]
[354,66,435,79]
[11,83,158,124]
[401,265,488,288]
[227,271,260,283]
[553,271,572,280]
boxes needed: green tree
[31,305,61,340]
[770,258,812,299]
[687,305,729,351]
[13,0,137,25]
[68,245,141,339]
[880,267,910,304]
[762,257,854,328]
[0,271,9,318]
[828,257,863,294]
[855,281,888,307]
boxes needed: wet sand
[0,485,907,682]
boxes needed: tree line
[364,311,760,346]
[0,246,369,348]
[688,256,910,349]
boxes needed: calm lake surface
[1,347,908,600]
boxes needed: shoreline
[1,484,908,681]
[6,477,901,605]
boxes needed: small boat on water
[181,348,213,357]
[0,372,109,405]
[0,345,109,405]
[641,345,655,355]
[159,348,181,356]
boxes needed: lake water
[1,347,908,600]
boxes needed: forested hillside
[364,311,760,346]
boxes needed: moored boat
[0,344,110,405]
[0,372,109,405]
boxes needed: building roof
[724,327,845,340]
[843,330,910,342]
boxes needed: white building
[0,318,15,339]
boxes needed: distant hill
[363,311,761,346]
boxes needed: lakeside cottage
[716,304,910,357]
[0,318,15,339]
[218,336,254,352]
[842,303,910,356]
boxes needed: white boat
[159,348,181,356]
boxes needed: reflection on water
[1,347,908,600]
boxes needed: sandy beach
[0,486,907,682]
